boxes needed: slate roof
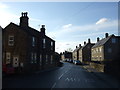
[92,34,114,48]
[80,43,95,50]
[4,22,55,42]
[81,43,88,50]
[73,46,82,52]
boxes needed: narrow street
[3,62,119,88]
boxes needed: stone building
[91,33,120,73]
[61,51,72,61]
[72,44,82,61]
[91,33,120,62]
[2,12,56,73]
[78,39,95,63]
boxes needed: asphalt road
[2,62,119,88]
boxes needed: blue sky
[0,2,119,53]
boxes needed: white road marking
[74,78,76,81]
[58,73,64,80]
[51,82,56,89]
[70,78,73,82]
[65,78,70,82]
[65,71,68,73]
[60,67,64,70]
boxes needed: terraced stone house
[91,33,120,73]
[2,12,56,73]
[78,39,95,63]
[72,44,82,61]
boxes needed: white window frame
[13,56,19,67]
[6,52,11,64]
[99,47,102,52]
[8,36,14,46]
[51,41,53,50]
[32,37,35,47]
[43,38,46,48]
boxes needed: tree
[65,48,73,52]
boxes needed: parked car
[69,60,73,63]
[66,59,70,62]
[73,60,76,64]
[2,64,15,76]
[63,59,67,62]
[74,60,82,65]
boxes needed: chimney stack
[88,38,91,43]
[84,41,86,45]
[79,44,81,48]
[20,12,29,28]
[97,37,100,42]
[105,33,109,38]
[76,46,78,48]
[41,25,46,35]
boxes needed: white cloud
[62,24,72,29]
[48,19,117,39]
[72,31,107,38]
[96,18,108,25]
[48,19,118,53]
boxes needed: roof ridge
[92,35,114,48]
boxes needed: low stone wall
[89,62,105,72]
[89,60,120,78]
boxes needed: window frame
[108,48,112,53]
[32,37,35,47]
[43,38,46,48]
[111,38,116,44]
[6,52,11,64]
[8,35,14,46]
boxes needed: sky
[0,1,119,53]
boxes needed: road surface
[2,62,119,88]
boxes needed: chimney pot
[105,33,109,38]
[88,38,90,43]
[42,25,45,28]
[76,46,78,48]
[20,12,29,28]
[41,25,46,35]
[84,41,86,45]
[97,37,100,42]
[79,44,81,47]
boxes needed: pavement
[81,64,99,72]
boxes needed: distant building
[78,39,95,63]
[61,51,72,61]
[91,33,120,73]
[91,33,120,62]
[3,12,56,73]
[72,44,82,61]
